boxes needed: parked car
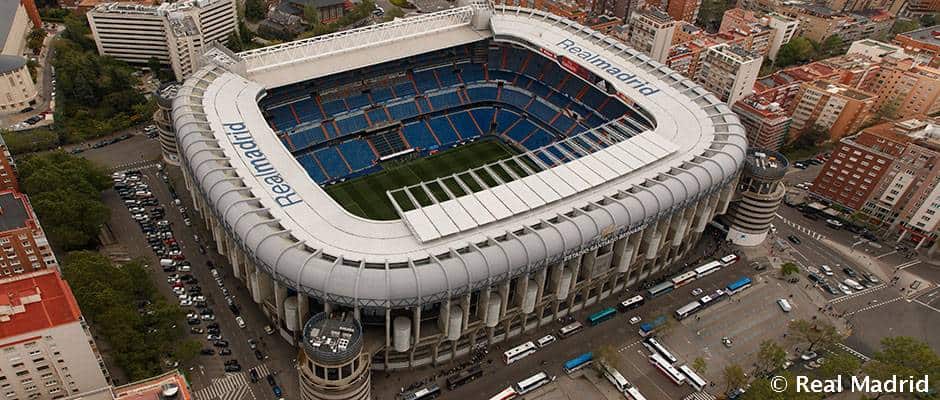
[200,348,215,356]
[788,235,801,244]
[820,265,834,276]
[801,352,818,361]
[236,316,246,329]
[842,267,858,278]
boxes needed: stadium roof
[174,3,747,307]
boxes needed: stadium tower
[726,149,787,246]
[298,312,371,400]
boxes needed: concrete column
[439,299,451,338]
[384,308,391,370]
[499,280,510,319]
[298,294,310,339]
[534,269,547,328]
[274,281,287,325]
[323,302,333,315]
[517,276,530,331]
[412,307,422,347]
[461,294,471,331]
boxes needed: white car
[837,283,853,295]
[236,316,246,329]
[179,299,193,307]
[536,335,556,348]
[629,316,642,325]
[801,351,818,361]
[690,288,703,296]
[821,265,834,276]
[844,278,865,291]
[178,265,191,272]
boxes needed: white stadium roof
[173,2,746,307]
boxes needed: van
[536,335,556,348]
[777,299,792,312]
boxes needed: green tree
[723,364,748,393]
[0,128,59,154]
[787,319,842,352]
[593,344,620,372]
[62,14,94,50]
[862,337,940,399]
[27,28,46,55]
[818,35,844,58]
[756,340,788,376]
[304,4,321,25]
[775,37,817,67]
[696,0,730,32]
[692,357,707,374]
[817,351,860,380]
[245,0,267,21]
[780,262,800,277]
[173,339,203,364]
[383,6,405,21]
[921,14,937,27]
[892,19,921,34]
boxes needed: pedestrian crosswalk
[775,215,825,240]
[845,295,902,316]
[836,343,871,362]
[194,363,271,400]
[110,160,161,173]
[683,391,717,400]
[828,284,886,304]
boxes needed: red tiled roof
[0,270,81,341]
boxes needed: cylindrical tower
[153,83,182,165]
[726,149,788,246]
[298,312,371,400]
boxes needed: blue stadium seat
[587,114,605,128]
[552,114,576,135]
[505,119,536,143]
[469,108,494,132]
[427,116,459,144]
[394,82,416,98]
[581,87,606,110]
[414,70,439,92]
[527,100,557,123]
[528,81,551,98]
[548,92,570,109]
[338,140,375,171]
[429,91,462,110]
[542,66,563,87]
[367,108,388,125]
[402,122,438,148]
[522,56,545,78]
[298,154,328,184]
[602,101,628,121]
[560,78,584,97]
[489,70,516,82]
[346,94,370,110]
[467,86,498,102]
[545,146,569,163]
[335,114,369,135]
[294,99,322,123]
[500,89,532,108]
[436,68,459,87]
[449,111,481,138]
[514,75,534,90]
[371,88,393,104]
[315,148,350,178]
[323,122,337,139]
[505,50,526,72]
[460,64,485,83]
[268,106,296,131]
[289,126,326,150]
[523,130,553,150]
[494,109,521,132]
[387,101,419,120]
[322,99,347,117]
[488,48,502,67]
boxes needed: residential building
[666,37,713,77]
[859,55,940,119]
[752,60,844,109]
[0,0,32,57]
[893,25,940,67]
[694,44,762,105]
[719,8,758,33]
[903,0,940,16]
[0,55,38,115]
[671,21,701,45]
[847,38,907,60]
[780,4,851,42]
[0,136,18,192]
[764,12,799,61]
[732,96,792,150]
[111,370,192,400]
[666,0,700,24]
[715,22,773,57]
[789,80,875,141]
[0,190,58,276]
[627,8,676,63]
[591,0,641,21]
[0,270,111,400]
[277,0,348,24]
[86,0,237,81]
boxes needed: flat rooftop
[113,371,192,400]
[0,191,31,232]
[901,25,940,46]
[0,270,81,341]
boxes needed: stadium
[172,1,747,370]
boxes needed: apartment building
[666,0,700,23]
[764,12,799,61]
[0,136,17,193]
[732,97,792,150]
[0,191,58,277]
[694,44,762,105]
[893,25,940,67]
[847,38,908,60]
[0,270,111,400]
[86,0,237,81]
[666,38,712,76]
[789,80,875,140]
[627,8,676,63]
[860,55,940,119]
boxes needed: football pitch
[325,139,519,220]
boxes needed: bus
[513,371,553,395]
[726,277,752,295]
[587,307,617,326]
[694,261,722,278]
[645,337,678,364]
[647,282,674,298]
[446,364,483,390]
[638,315,667,337]
[674,301,701,320]
[670,271,698,288]
[559,321,584,338]
[618,295,645,312]
[487,387,518,400]
[504,341,537,365]
[678,364,708,391]
[600,361,630,393]
[719,254,739,267]
[625,386,648,400]
[563,352,593,374]
[649,354,685,386]
[401,383,441,400]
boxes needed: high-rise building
[0,190,58,276]
[694,44,762,105]
[788,80,875,140]
[764,12,798,61]
[0,136,17,192]
[893,24,940,67]
[859,56,940,119]
[666,0,700,23]
[726,149,788,246]
[0,269,111,400]
[86,0,237,81]
[732,97,792,150]
[0,0,33,57]
[153,83,181,166]
[627,8,676,63]
[298,313,370,400]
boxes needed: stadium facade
[172,2,747,370]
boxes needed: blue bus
[647,282,674,298]
[563,352,593,374]
[587,307,617,326]
[726,277,752,295]
[639,315,667,337]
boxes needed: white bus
[694,261,722,278]
[487,387,518,400]
[625,386,648,400]
[513,371,553,395]
[678,364,707,391]
[618,295,645,312]
[503,341,537,365]
[600,361,630,393]
[558,321,584,338]
[401,384,441,400]
[674,301,701,320]
[649,354,685,386]
[671,271,698,287]
[645,338,678,364]
[719,254,739,267]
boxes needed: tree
[383,6,405,21]
[304,4,321,25]
[755,340,787,376]
[61,14,94,50]
[692,357,707,374]
[818,35,844,58]
[173,339,203,364]
[921,14,937,27]
[723,364,748,393]
[27,28,46,55]
[245,0,267,21]
[873,96,902,123]
[0,128,59,154]
[780,262,800,277]
[891,19,921,34]
[787,319,842,352]
[775,37,817,67]
[696,0,731,32]
[593,344,620,372]
[817,351,860,380]
[862,337,940,399]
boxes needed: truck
[638,315,667,337]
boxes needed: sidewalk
[821,237,934,299]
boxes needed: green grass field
[325,140,519,220]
